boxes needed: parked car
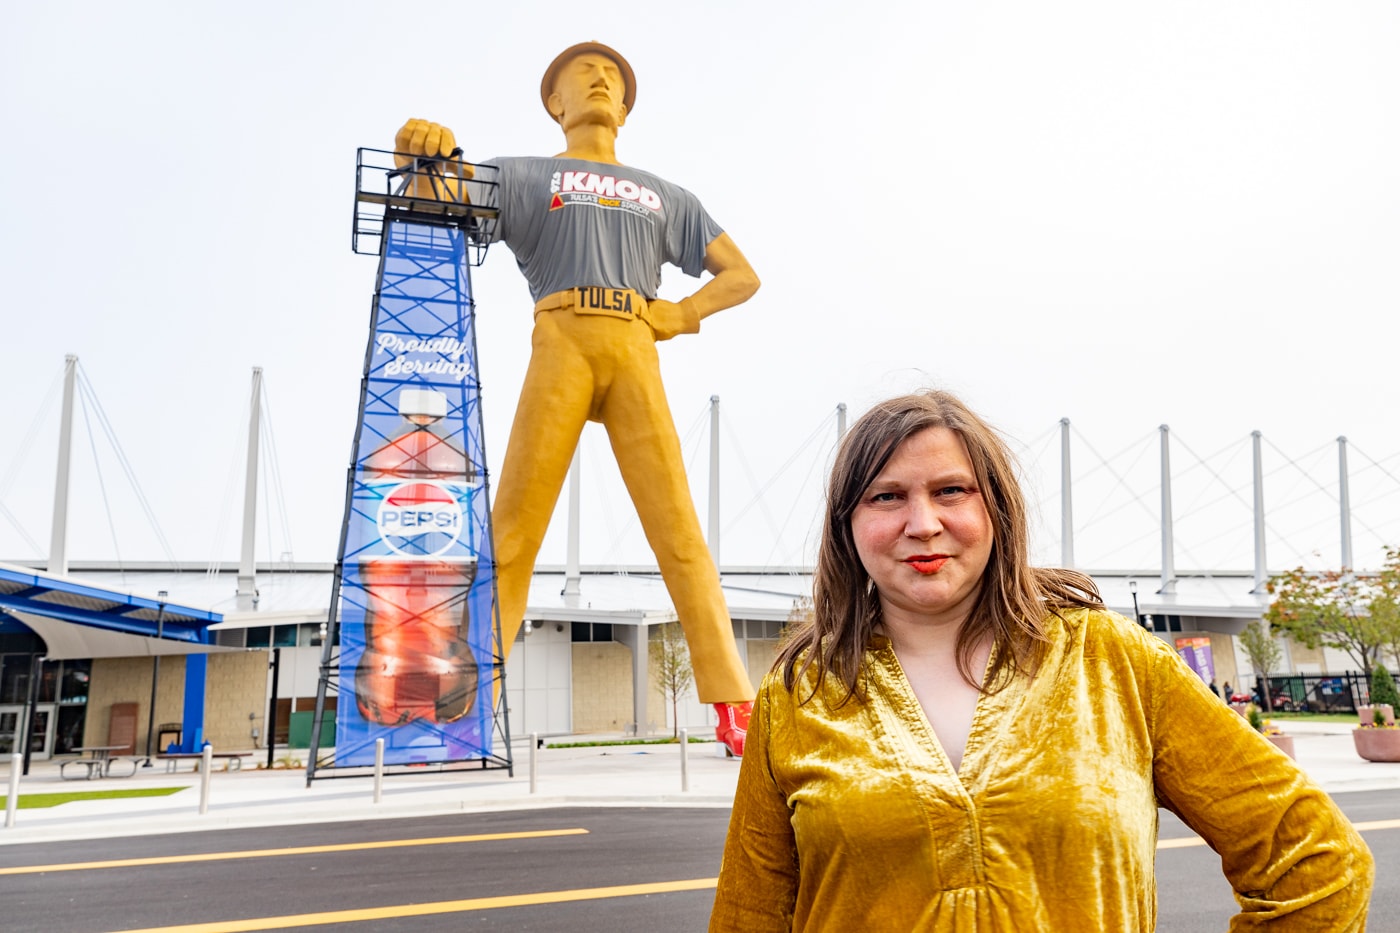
[1229,691,1299,710]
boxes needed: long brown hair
[777,390,1101,704]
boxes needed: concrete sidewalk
[3,721,1396,847]
[1,738,743,845]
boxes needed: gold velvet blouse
[710,609,1373,931]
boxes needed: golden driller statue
[395,41,760,754]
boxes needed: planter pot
[1359,707,1376,726]
[1353,727,1400,763]
[1266,734,1295,759]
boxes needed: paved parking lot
[2,725,1395,930]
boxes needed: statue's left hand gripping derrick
[394,117,474,201]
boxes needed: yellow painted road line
[1157,818,1400,851]
[1157,836,1208,850]
[112,878,719,933]
[0,828,588,875]
[1352,818,1400,832]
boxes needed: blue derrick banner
[335,220,495,766]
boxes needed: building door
[0,704,57,759]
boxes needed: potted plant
[1246,703,1295,759]
[1354,664,1400,763]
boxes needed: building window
[37,660,59,703]
[1149,615,1183,633]
[59,660,90,704]
[215,629,245,648]
[733,620,786,641]
[0,655,66,704]
[0,656,32,704]
[571,622,614,643]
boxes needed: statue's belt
[534,287,650,324]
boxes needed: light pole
[21,653,44,776]
[1129,580,1145,629]
[142,591,168,766]
[266,646,280,770]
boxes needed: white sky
[2,1,1397,577]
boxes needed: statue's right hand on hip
[644,298,701,341]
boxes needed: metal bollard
[5,753,20,828]
[198,745,213,815]
[529,733,538,794]
[680,729,689,793]
[373,738,384,804]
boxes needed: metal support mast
[563,446,582,599]
[47,354,77,576]
[1060,418,1074,568]
[1338,436,1353,571]
[1159,424,1176,594]
[709,395,721,570]
[237,367,263,607]
[1252,431,1268,593]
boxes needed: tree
[787,595,813,632]
[1373,546,1400,669]
[1265,566,1388,674]
[649,623,694,739]
[1370,663,1400,710]
[1238,620,1283,712]
[1379,608,1400,671]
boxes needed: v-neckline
[871,635,1027,797]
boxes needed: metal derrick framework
[307,151,510,782]
[352,148,500,260]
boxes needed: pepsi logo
[377,482,464,557]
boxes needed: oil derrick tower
[308,150,510,781]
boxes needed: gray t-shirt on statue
[477,156,723,302]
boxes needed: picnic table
[157,751,254,773]
[60,745,138,781]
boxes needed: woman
[709,391,1372,931]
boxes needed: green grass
[0,786,186,810]
[1266,712,1360,724]
[546,736,716,749]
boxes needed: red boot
[714,701,753,758]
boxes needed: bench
[60,746,139,781]
[59,758,102,781]
[157,752,254,773]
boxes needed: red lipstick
[907,556,949,574]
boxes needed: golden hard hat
[540,41,637,119]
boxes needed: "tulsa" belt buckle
[571,287,642,321]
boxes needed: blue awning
[0,562,223,655]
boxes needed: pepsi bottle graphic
[356,388,480,726]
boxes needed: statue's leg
[492,314,594,656]
[597,325,755,705]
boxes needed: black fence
[1248,671,1380,714]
